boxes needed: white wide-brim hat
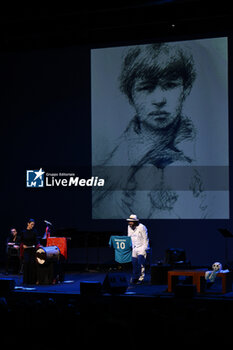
[126,214,139,222]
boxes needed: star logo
[26,168,45,187]
[33,168,45,181]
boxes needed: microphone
[44,220,52,226]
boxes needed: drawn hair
[119,42,196,103]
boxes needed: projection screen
[91,37,229,219]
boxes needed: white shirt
[127,223,149,252]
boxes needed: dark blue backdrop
[1,34,233,267]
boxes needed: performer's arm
[141,225,149,251]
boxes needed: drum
[36,246,60,264]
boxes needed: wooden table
[167,269,232,294]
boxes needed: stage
[2,267,233,299]
[1,270,166,297]
[1,269,233,346]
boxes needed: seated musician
[5,228,21,274]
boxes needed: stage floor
[1,270,166,297]
[1,270,233,300]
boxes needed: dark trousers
[132,255,146,280]
[23,248,36,284]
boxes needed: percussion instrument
[36,246,60,264]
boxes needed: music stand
[218,228,233,267]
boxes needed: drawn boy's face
[131,76,185,131]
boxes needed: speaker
[103,273,128,294]
[165,248,186,264]
[0,278,15,296]
[150,264,170,284]
[174,283,196,298]
[80,281,102,296]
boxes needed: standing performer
[21,219,39,284]
[127,214,149,284]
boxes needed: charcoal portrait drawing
[91,39,229,219]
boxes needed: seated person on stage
[5,227,21,274]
